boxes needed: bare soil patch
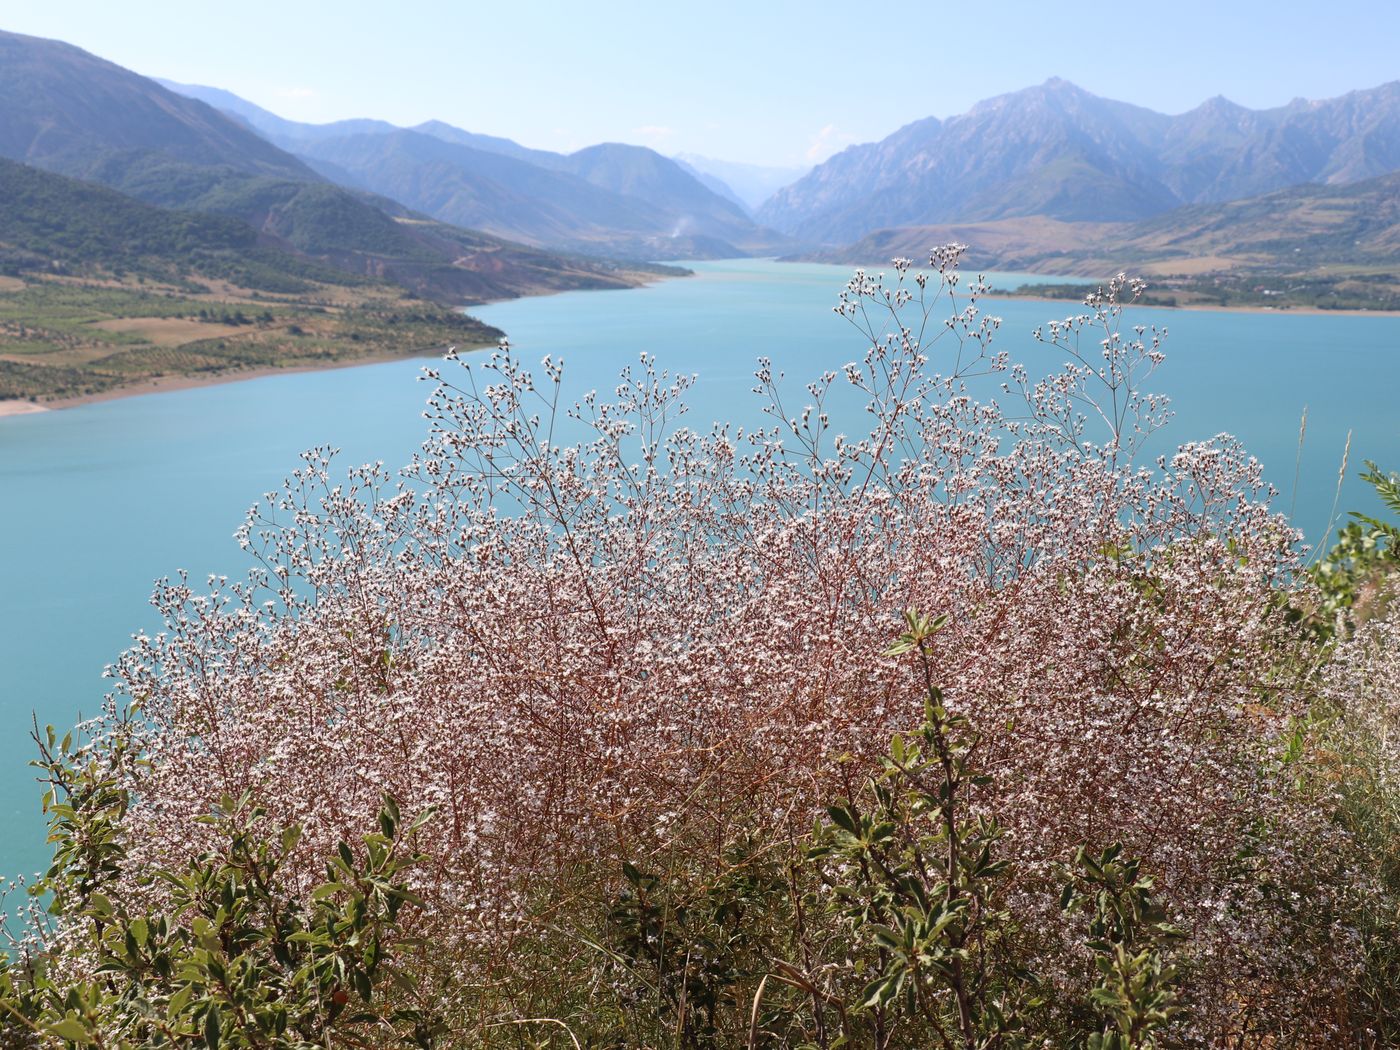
[87,317,245,345]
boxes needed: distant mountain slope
[560,143,757,239]
[805,169,1400,277]
[0,157,517,403]
[672,157,748,211]
[0,32,676,304]
[0,155,673,314]
[761,78,1400,244]
[156,82,566,168]
[0,30,314,184]
[154,80,400,144]
[674,154,810,212]
[282,130,787,259]
[409,119,566,168]
[158,81,792,259]
[760,80,1177,242]
[291,130,667,242]
[1110,169,1400,270]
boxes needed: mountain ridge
[759,78,1400,244]
[0,31,674,305]
[157,81,794,259]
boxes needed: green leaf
[47,1017,91,1042]
[167,984,194,1020]
[826,804,860,837]
[353,967,373,1001]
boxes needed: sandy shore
[0,346,470,419]
[0,400,48,417]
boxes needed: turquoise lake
[1,258,1397,880]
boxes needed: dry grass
[1133,255,1244,276]
[87,317,247,345]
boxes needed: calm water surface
[1,259,1397,878]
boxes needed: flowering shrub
[1318,576,1400,1044]
[53,247,1371,1043]
[2,726,441,1048]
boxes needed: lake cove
[1,258,1396,880]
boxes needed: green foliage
[1308,461,1400,638]
[1010,272,1400,312]
[1062,845,1183,1050]
[0,157,356,293]
[807,695,1035,1047]
[0,725,442,1048]
[792,609,1037,1048]
[564,611,1186,1050]
[597,840,790,1049]
[1350,460,1400,550]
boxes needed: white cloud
[806,123,858,163]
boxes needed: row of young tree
[4,248,1400,1047]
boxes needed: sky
[4,0,1400,168]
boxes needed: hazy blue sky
[6,0,1400,167]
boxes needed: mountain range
[672,154,811,212]
[6,21,1400,330]
[760,77,1400,246]
[0,29,703,403]
[159,81,791,260]
[181,71,1400,278]
[0,30,677,305]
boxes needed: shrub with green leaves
[1308,461,1400,638]
[550,613,1190,1050]
[39,252,1391,1045]
[1063,844,1184,1050]
[0,725,442,1049]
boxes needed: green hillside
[0,160,510,403]
[0,157,355,294]
[0,29,679,306]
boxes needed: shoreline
[0,400,49,418]
[983,289,1400,319]
[5,268,1398,420]
[0,344,479,418]
[0,268,686,420]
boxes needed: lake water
[1,258,1397,880]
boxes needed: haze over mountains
[0,30,679,304]
[760,77,1400,247]
[672,154,811,212]
[5,21,1400,315]
[160,68,1400,282]
[159,80,791,260]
